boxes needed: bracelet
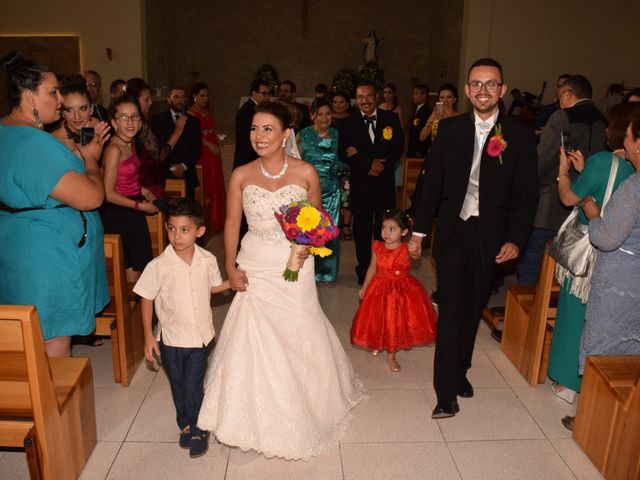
[134,201,140,211]
[556,172,570,182]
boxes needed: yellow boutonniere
[382,126,393,140]
[413,118,420,126]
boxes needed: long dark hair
[383,83,398,110]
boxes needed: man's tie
[364,115,376,143]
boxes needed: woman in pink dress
[188,82,226,231]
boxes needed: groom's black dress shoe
[431,400,459,419]
[457,378,474,398]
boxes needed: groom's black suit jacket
[414,112,538,263]
[338,108,404,201]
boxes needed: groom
[339,82,404,284]
[410,58,538,418]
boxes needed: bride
[198,101,365,460]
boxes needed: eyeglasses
[86,82,100,88]
[468,80,502,93]
[77,212,87,248]
[114,113,142,122]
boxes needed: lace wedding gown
[198,184,366,460]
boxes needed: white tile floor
[0,142,604,479]
[0,239,604,480]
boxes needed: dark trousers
[516,227,557,285]
[351,186,395,280]
[434,217,497,403]
[159,338,208,434]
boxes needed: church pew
[95,234,144,386]
[0,305,97,479]
[194,165,211,226]
[573,355,640,479]
[400,157,424,211]
[165,178,187,201]
[501,251,559,385]
[146,211,167,259]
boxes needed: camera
[435,101,444,116]
[561,131,572,152]
[80,127,95,146]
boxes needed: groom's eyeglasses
[468,80,502,93]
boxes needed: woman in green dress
[297,98,340,282]
[548,103,638,402]
[0,52,110,357]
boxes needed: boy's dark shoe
[190,430,210,458]
[179,426,191,448]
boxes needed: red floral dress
[351,241,437,353]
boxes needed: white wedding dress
[198,184,366,461]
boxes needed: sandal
[340,224,352,241]
[551,382,577,404]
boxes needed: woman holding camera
[51,75,101,156]
[0,52,110,357]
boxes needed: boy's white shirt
[133,244,223,348]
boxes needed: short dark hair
[167,197,205,227]
[332,90,351,103]
[110,79,126,95]
[438,83,459,100]
[190,81,208,99]
[382,209,413,241]
[60,73,91,102]
[0,51,49,107]
[563,75,592,100]
[628,104,640,142]
[109,93,142,119]
[126,77,151,99]
[310,97,331,114]
[83,70,101,82]
[468,58,504,82]
[558,74,572,82]
[167,86,186,96]
[250,79,269,94]
[413,84,429,96]
[314,83,328,95]
[606,103,640,150]
[254,100,293,129]
[280,80,296,92]
[356,81,377,92]
[608,83,624,95]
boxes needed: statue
[362,31,380,63]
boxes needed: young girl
[350,209,437,372]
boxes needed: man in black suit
[339,83,404,284]
[83,70,110,122]
[407,83,432,157]
[410,58,538,418]
[151,86,201,198]
[279,80,311,132]
[233,80,270,170]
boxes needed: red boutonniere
[382,126,393,140]
[487,124,508,164]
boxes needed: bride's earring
[33,108,43,128]
[282,138,286,148]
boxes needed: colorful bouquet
[274,200,340,281]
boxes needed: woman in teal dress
[297,98,340,282]
[547,103,637,403]
[0,52,110,357]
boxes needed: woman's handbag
[549,155,619,301]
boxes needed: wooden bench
[95,234,144,386]
[165,178,187,201]
[573,355,640,479]
[400,157,424,211]
[0,305,97,479]
[146,211,166,258]
[194,165,211,222]
[501,251,559,385]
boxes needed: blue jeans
[517,227,557,285]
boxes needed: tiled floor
[0,141,604,479]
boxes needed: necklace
[116,133,133,145]
[64,122,82,143]
[260,155,288,179]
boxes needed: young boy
[133,198,229,458]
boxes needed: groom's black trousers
[434,216,497,403]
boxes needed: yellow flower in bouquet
[296,206,321,232]
[309,246,332,257]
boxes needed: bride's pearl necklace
[260,155,288,180]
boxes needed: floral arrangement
[254,64,279,93]
[487,124,508,164]
[382,126,393,140]
[274,200,339,281]
[357,60,384,91]
[332,68,357,97]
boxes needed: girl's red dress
[351,241,437,353]
[192,109,226,231]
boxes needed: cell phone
[80,127,94,146]
[561,131,572,152]
[435,101,444,116]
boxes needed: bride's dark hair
[254,101,293,130]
